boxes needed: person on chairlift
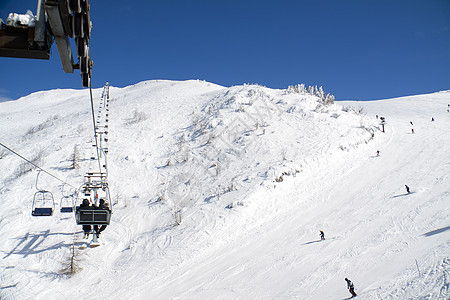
[94,198,109,237]
[79,199,92,238]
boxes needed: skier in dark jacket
[79,199,92,238]
[93,198,109,237]
[345,278,357,297]
[405,185,410,194]
[320,230,325,240]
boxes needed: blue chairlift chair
[60,196,73,213]
[32,190,55,216]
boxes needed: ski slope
[0,80,449,299]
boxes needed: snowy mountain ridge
[0,80,449,299]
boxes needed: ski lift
[32,190,55,216]
[32,171,55,216]
[59,183,75,213]
[0,0,93,87]
[60,196,73,213]
[75,172,111,226]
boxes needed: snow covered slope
[0,80,448,299]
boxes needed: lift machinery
[0,0,93,87]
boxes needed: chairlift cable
[88,75,103,174]
[0,142,77,189]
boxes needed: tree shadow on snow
[50,166,77,172]
[3,230,75,259]
[423,225,450,237]
[19,267,70,280]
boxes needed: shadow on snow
[423,225,450,237]
[391,192,415,198]
[302,236,340,245]
[3,230,76,259]
[302,239,323,245]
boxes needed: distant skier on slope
[405,185,410,194]
[410,121,414,125]
[345,278,357,297]
[376,150,380,157]
[411,128,415,134]
[320,230,325,240]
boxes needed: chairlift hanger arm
[45,0,74,73]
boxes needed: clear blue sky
[1,0,449,101]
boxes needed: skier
[78,199,92,238]
[320,230,325,241]
[405,185,410,194]
[376,150,380,157]
[431,117,434,121]
[345,278,357,297]
[410,121,414,125]
[93,198,109,238]
[411,128,414,134]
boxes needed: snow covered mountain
[0,80,449,299]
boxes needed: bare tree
[60,234,82,277]
[70,145,80,169]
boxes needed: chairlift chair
[32,190,55,216]
[75,181,112,226]
[60,195,74,213]
[76,206,111,225]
